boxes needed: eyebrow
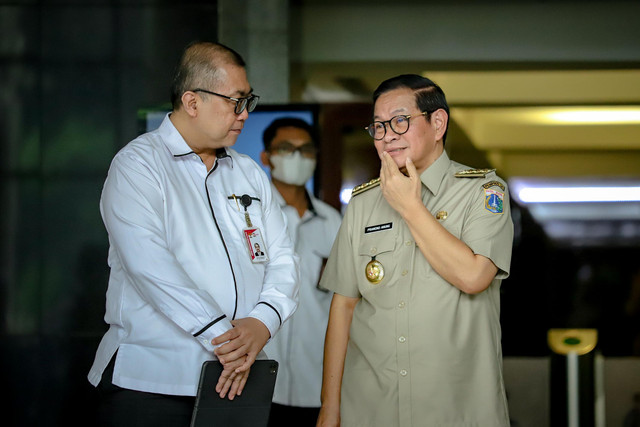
[235,87,254,97]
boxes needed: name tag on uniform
[364,222,392,233]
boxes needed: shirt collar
[419,150,451,196]
[271,182,287,207]
[214,147,233,168]
[159,114,192,156]
[159,114,234,167]
[306,191,320,217]
[271,182,323,219]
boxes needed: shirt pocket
[357,231,397,295]
[224,194,266,230]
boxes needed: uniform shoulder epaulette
[351,177,381,197]
[454,168,496,178]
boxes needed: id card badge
[243,227,269,263]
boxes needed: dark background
[0,1,218,425]
[1,1,639,426]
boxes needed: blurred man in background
[261,117,342,426]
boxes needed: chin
[394,157,407,169]
[392,156,411,176]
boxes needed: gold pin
[436,211,448,220]
[365,258,384,284]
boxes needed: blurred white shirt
[264,184,342,407]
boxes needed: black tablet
[190,359,279,427]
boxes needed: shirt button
[400,369,408,376]
[370,247,377,255]
[398,301,406,308]
[398,336,406,343]
[405,241,412,246]
[401,270,408,276]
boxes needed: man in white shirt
[87,42,299,427]
[260,118,342,426]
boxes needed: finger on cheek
[384,152,392,165]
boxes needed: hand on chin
[390,153,408,175]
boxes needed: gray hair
[170,41,246,110]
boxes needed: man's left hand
[215,355,250,400]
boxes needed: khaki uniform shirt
[320,151,513,427]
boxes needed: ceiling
[426,69,640,179]
[297,68,640,177]
[295,68,640,246]
[423,69,640,247]
[287,0,640,247]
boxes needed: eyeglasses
[191,88,260,115]
[271,142,317,158]
[365,112,429,140]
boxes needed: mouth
[385,147,406,155]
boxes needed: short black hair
[373,74,450,144]
[262,117,317,151]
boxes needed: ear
[181,91,199,117]
[260,150,271,167]
[432,109,449,141]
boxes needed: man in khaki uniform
[317,75,513,427]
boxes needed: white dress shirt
[87,114,299,396]
[263,185,342,407]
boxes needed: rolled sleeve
[462,180,514,279]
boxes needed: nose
[238,107,250,120]
[382,125,398,144]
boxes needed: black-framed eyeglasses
[365,111,429,140]
[270,142,317,159]
[191,88,260,115]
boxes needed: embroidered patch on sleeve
[482,180,505,191]
[484,188,504,214]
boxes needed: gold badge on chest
[365,257,384,284]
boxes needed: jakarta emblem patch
[484,188,504,214]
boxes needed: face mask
[269,151,316,186]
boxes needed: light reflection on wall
[510,177,640,246]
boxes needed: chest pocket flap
[358,233,396,257]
